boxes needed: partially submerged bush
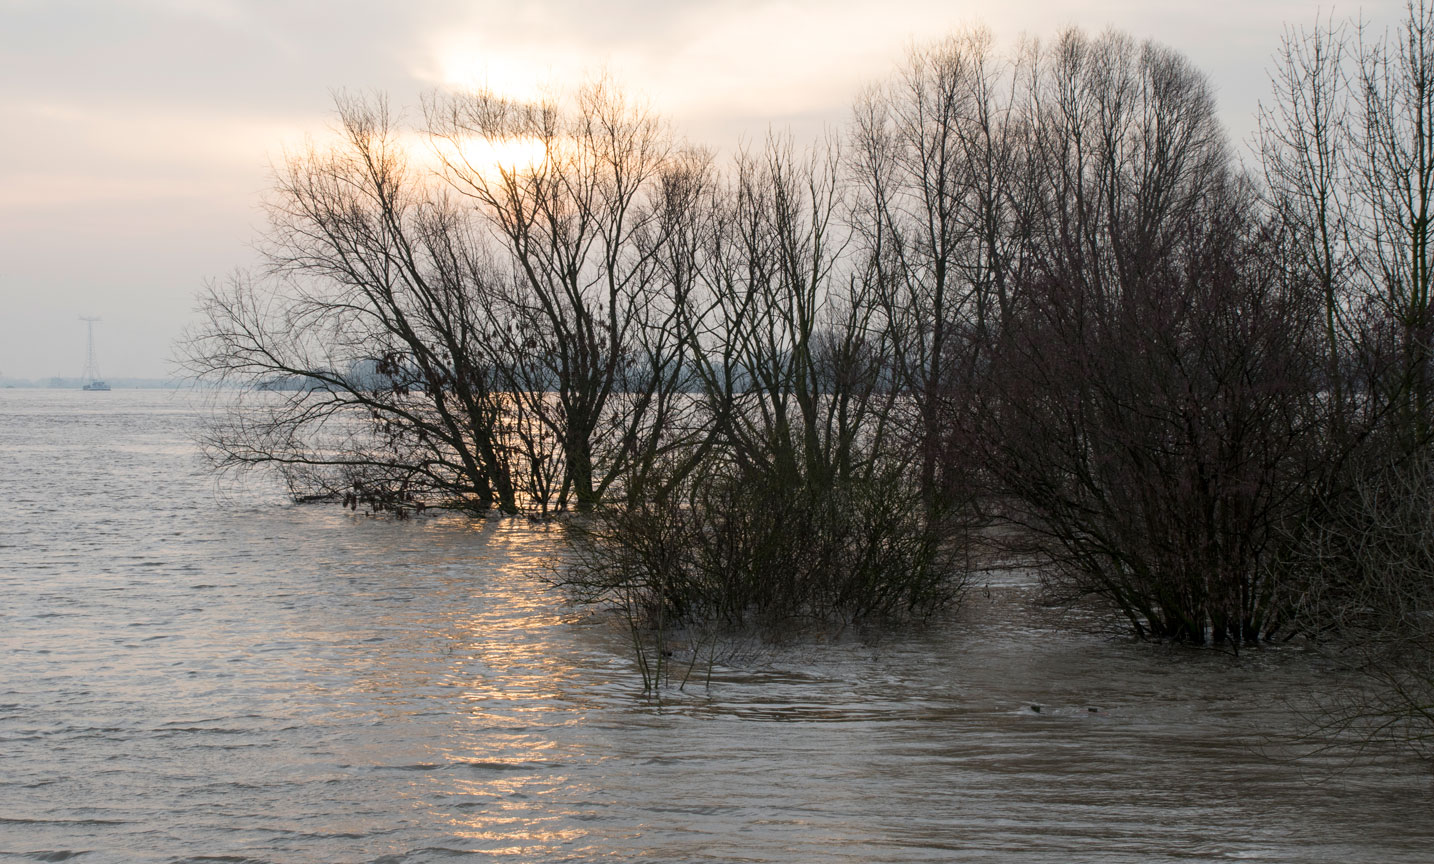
[1295,454,1434,751]
[558,461,968,689]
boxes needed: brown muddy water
[1,389,1430,862]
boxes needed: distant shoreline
[0,378,182,389]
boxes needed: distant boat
[79,316,111,391]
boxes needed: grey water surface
[1,389,1430,863]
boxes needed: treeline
[187,2,1434,698]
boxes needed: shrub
[558,459,968,690]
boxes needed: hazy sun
[452,134,550,176]
[429,32,582,107]
[412,131,552,187]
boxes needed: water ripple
[0,390,1431,862]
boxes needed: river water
[1,389,1430,862]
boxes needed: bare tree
[1260,1,1434,448]
[848,27,1035,510]
[428,79,694,511]
[1258,0,1434,753]
[184,95,518,513]
[973,31,1334,644]
[1259,14,1359,410]
[555,134,968,675]
[1353,1,1434,445]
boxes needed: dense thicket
[187,2,1434,697]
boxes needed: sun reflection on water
[291,516,636,854]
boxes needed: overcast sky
[0,0,1406,380]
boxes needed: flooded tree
[847,27,1036,512]
[189,85,717,515]
[184,95,519,513]
[960,31,1336,644]
[559,136,967,689]
[427,80,705,512]
[1260,0,1434,749]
